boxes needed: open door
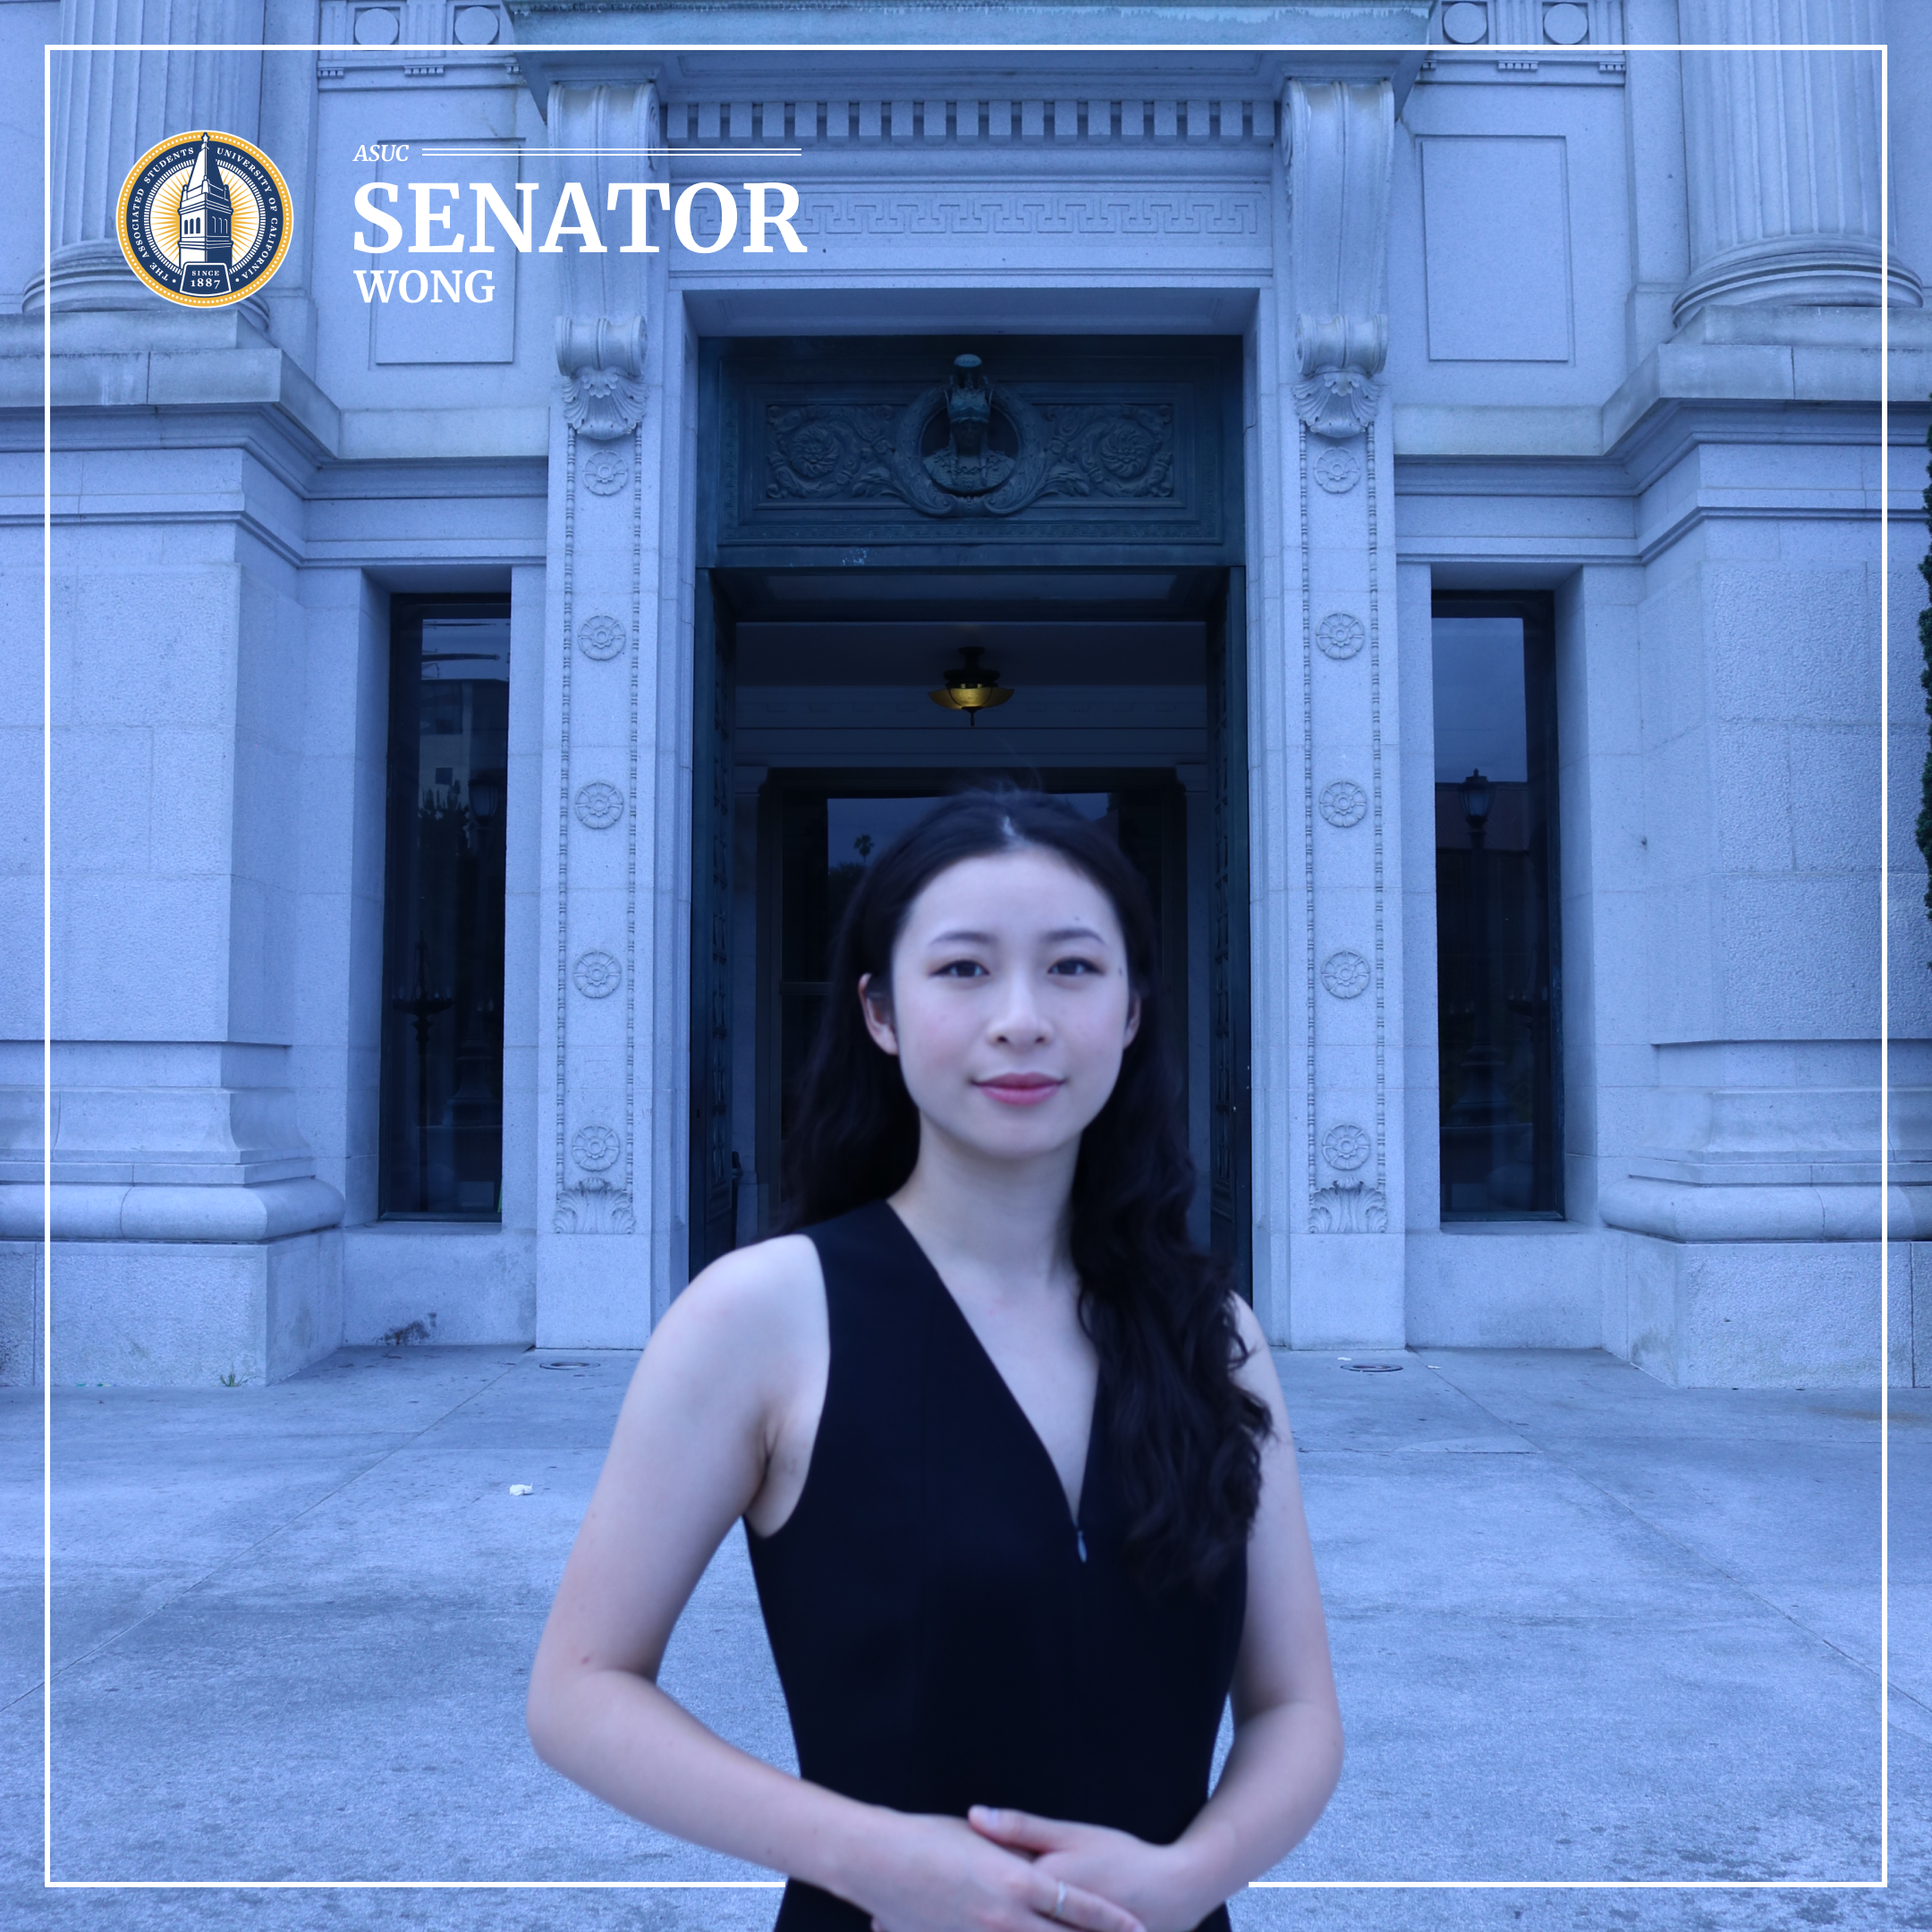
[689,572,737,1278]
[1207,568,1252,1297]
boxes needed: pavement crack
[15,1360,526,1709]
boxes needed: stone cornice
[1598,1176,1932,1243]
[1603,307,1932,464]
[0,1180,345,1242]
[0,311,342,467]
[9,306,1923,488]
[505,35,1431,108]
[1387,310,1931,473]
[505,0,1432,39]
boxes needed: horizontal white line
[45,41,1893,53]
[419,147,803,156]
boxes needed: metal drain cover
[540,1360,592,1369]
[1343,1362,1403,1373]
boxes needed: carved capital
[557,314,647,438]
[553,1177,635,1236]
[1291,316,1386,436]
[1284,80,1394,437]
[1309,1181,1389,1235]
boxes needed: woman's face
[860,844,1140,1165]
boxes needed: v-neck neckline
[876,1199,1099,1529]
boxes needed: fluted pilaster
[31,0,265,312]
[538,82,681,1339]
[1268,79,1407,1349]
[1675,0,1919,320]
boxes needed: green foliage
[1920,406,1932,928]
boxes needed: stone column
[32,0,267,313]
[535,81,677,1345]
[1271,78,1406,1348]
[1675,0,1920,320]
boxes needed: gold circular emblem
[115,130,292,308]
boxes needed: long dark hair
[780,787,1268,1593]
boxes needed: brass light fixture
[928,645,1013,727]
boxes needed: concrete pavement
[4,1343,1925,1931]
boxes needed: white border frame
[38,26,1893,1901]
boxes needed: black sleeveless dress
[746,1199,1246,1932]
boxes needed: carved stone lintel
[557,314,648,439]
[762,358,1176,521]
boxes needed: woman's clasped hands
[860,1803,1211,1932]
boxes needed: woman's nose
[987,976,1051,1042]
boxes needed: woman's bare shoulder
[1227,1291,1268,1355]
[648,1232,826,1372]
[1227,1292,1289,1423]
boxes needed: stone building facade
[2,0,1927,1388]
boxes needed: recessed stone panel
[1420,135,1572,363]
[369,148,520,367]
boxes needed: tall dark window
[378,597,510,1218]
[1433,593,1561,1218]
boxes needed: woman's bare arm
[969,1297,1343,1930]
[1164,1298,1345,1894]
[523,1236,1148,1932]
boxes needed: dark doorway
[377,596,510,1219]
[686,583,1250,1289]
[691,333,1249,1285]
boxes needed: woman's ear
[1123,991,1141,1049]
[859,972,899,1056]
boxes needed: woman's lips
[976,1074,1065,1107]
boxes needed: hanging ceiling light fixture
[928,645,1013,727]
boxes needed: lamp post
[1459,767,1492,850]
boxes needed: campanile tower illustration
[175,132,233,292]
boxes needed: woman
[526,789,1343,1932]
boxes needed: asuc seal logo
[116,131,292,307]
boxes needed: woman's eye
[935,959,988,979]
[1049,956,1103,977]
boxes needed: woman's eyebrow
[923,924,1111,946]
